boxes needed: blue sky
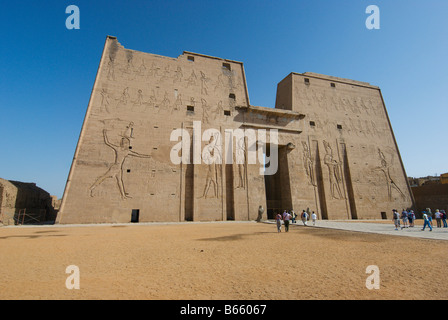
[0,0,447,198]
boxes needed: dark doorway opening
[381,212,387,220]
[264,145,292,219]
[131,209,140,223]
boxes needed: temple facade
[57,36,414,224]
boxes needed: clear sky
[0,0,447,199]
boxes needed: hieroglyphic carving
[89,127,151,200]
[323,140,343,200]
[374,148,406,201]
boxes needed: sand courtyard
[0,220,447,300]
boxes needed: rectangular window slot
[222,63,231,71]
[229,93,236,100]
[224,110,231,116]
[310,121,316,127]
[187,105,194,113]
[153,147,158,150]
[331,83,336,88]
[304,78,310,85]
[337,124,343,130]
[187,56,194,62]
[129,146,133,149]
[126,169,131,173]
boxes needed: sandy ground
[0,221,447,300]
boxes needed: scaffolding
[1,208,46,225]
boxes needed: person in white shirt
[311,212,317,225]
[283,210,292,232]
[435,209,442,228]
[422,212,432,231]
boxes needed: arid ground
[1,221,447,300]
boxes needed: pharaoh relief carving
[89,125,151,200]
[323,140,343,200]
[235,137,247,189]
[373,148,406,201]
[199,133,222,199]
[301,141,316,186]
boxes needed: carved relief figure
[100,89,111,113]
[214,73,226,92]
[235,137,246,189]
[106,56,116,81]
[173,66,183,83]
[200,133,222,199]
[89,128,151,199]
[323,140,343,200]
[201,98,210,124]
[144,90,157,112]
[117,87,130,107]
[161,65,170,81]
[148,62,160,77]
[133,89,144,106]
[302,141,316,186]
[200,71,209,95]
[174,93,182,111]
[161,91,171,111]
[374,148,406,201]
[186,70,197,87]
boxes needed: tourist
[276,212,282,233]
[256,205,264,222]
[283,210,292,232]
[408,210,415,227]
[392,209,400,230]
[311,211,317,225]
[291,210,296,224]
[435,209,442,228]
[441,210,447,228]
[401,209,408,229]
[426,208,433,228]
[301,210,308,226]
[421,211,432,231]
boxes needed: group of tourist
[275,209,318,232]
[392,208,447,231]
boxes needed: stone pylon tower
[57,36,414,224]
